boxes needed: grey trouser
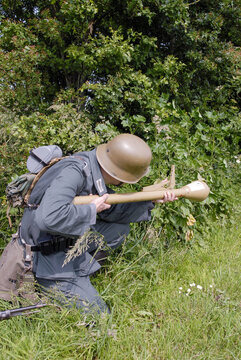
[36,221,130,313]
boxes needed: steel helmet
[96,134,152,183]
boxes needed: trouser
[36,221,130,313]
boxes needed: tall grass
[0,196,240,360]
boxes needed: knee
[105,223,130,249]
[91,221,130,249]
[114,223,130,237]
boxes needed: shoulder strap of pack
[24,157,67,204]
[24,155,88,205]
[7,155,88,227]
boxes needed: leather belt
[19,234,76,255]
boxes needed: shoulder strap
[24,155,89,205]
[24,157,67,204]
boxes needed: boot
[90,249,109,267]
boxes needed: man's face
[100,166,124,186]
[108,178,124,187]
[113,181,124,187]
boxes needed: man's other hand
[153,191,178,204]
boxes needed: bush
[0,96,240,247]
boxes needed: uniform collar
[87,149,107,196]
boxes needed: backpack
[6,145,65,227]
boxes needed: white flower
[186,293,189,296]
[179,287,183,290]
[236,159,240,164]
[209,285,213,288]
[190,283,196,287]
[179,291,182,294]
[197,285,203,290]
[187,288,191,293]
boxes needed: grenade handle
[73,181,210,205]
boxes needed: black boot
[89,249,109,267]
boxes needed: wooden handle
[73,181,210,205]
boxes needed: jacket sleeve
[35,163,96,236]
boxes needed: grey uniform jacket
[20,149,154,280]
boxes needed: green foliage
[0,21,48,113]
[0,103,119,183]
[1,0,240,112]
[147,101,240,243]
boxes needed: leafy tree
[0,0,240,113]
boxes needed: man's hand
[91,194,111,213]
[153,191,178,204]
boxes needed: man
[4,134,177,313]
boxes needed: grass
[0,200,240,360]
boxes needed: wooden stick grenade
[73,180,210,205]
